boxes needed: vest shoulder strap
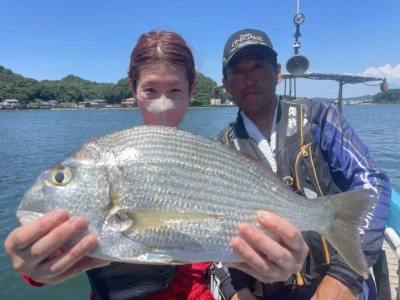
[276,98,313,178]
[276,97,313,151]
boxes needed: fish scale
[17,125,376,276]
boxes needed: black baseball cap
[222,29,278,69]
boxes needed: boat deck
[371,238,399,299]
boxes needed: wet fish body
[17,125,375,277]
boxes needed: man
[213,29,391,299]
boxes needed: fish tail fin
[322,189,376,278]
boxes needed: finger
[236,222,302,272]
[38,233,99,277]
[255,212,308,270]
[5,210,69,252]
[236,222,282,255]
[232,225,281,272]
[226,259,281,283]
[47,257,111,285]
[256,211,305,252]
[28,216,89,265]
[230,239,273,275]
[31,233,103,283]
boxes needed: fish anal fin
[132,253,191,265]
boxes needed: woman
[4,30,308,300]
[129,31,196,127]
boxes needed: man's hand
[227,211,308,283]
[230,288,258,300]
[311,275,357,300]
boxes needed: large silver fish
[17,125,375,277]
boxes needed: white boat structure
[383,190,400,298]
[282,72,387,111]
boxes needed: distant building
[2,99,20,109]
[224,99,234,106]
[58,102,78,108]
[210,98,221,106]
[49,100,59,107]
[121,97,137,107]
[89,99,106,108]
[26,102,38,109]
[91,99,106,104]
[38,101,51,109]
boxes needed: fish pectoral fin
[103,180,134,232]
[105,209,134,233]
[16,211,45,225]
[122,209,220,235]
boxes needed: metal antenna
[286,0,309,76]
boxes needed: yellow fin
[123,210,219,235]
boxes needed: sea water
[0,104,399,300]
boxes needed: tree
[192,73,217,105]
[373,89,400,103]
[0,66,229,106]
[102,78,131,104]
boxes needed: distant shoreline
[50,105,237,111]
[2,102,399,112]
[0,105,238,111]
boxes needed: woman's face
[133,62,194,127]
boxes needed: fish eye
[55,172,64,183]
[52,168,72,186]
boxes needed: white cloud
[362,64,400,80]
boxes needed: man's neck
[243,99,277,139]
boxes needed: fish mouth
[16,210,45,225]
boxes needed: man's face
[223,47,281,113]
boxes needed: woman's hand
[227,211,308,283]
[4,209,110,285]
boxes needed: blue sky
[1,0,399,98]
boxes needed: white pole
[385,227,400,259]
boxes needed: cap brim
[223,44,277,68]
